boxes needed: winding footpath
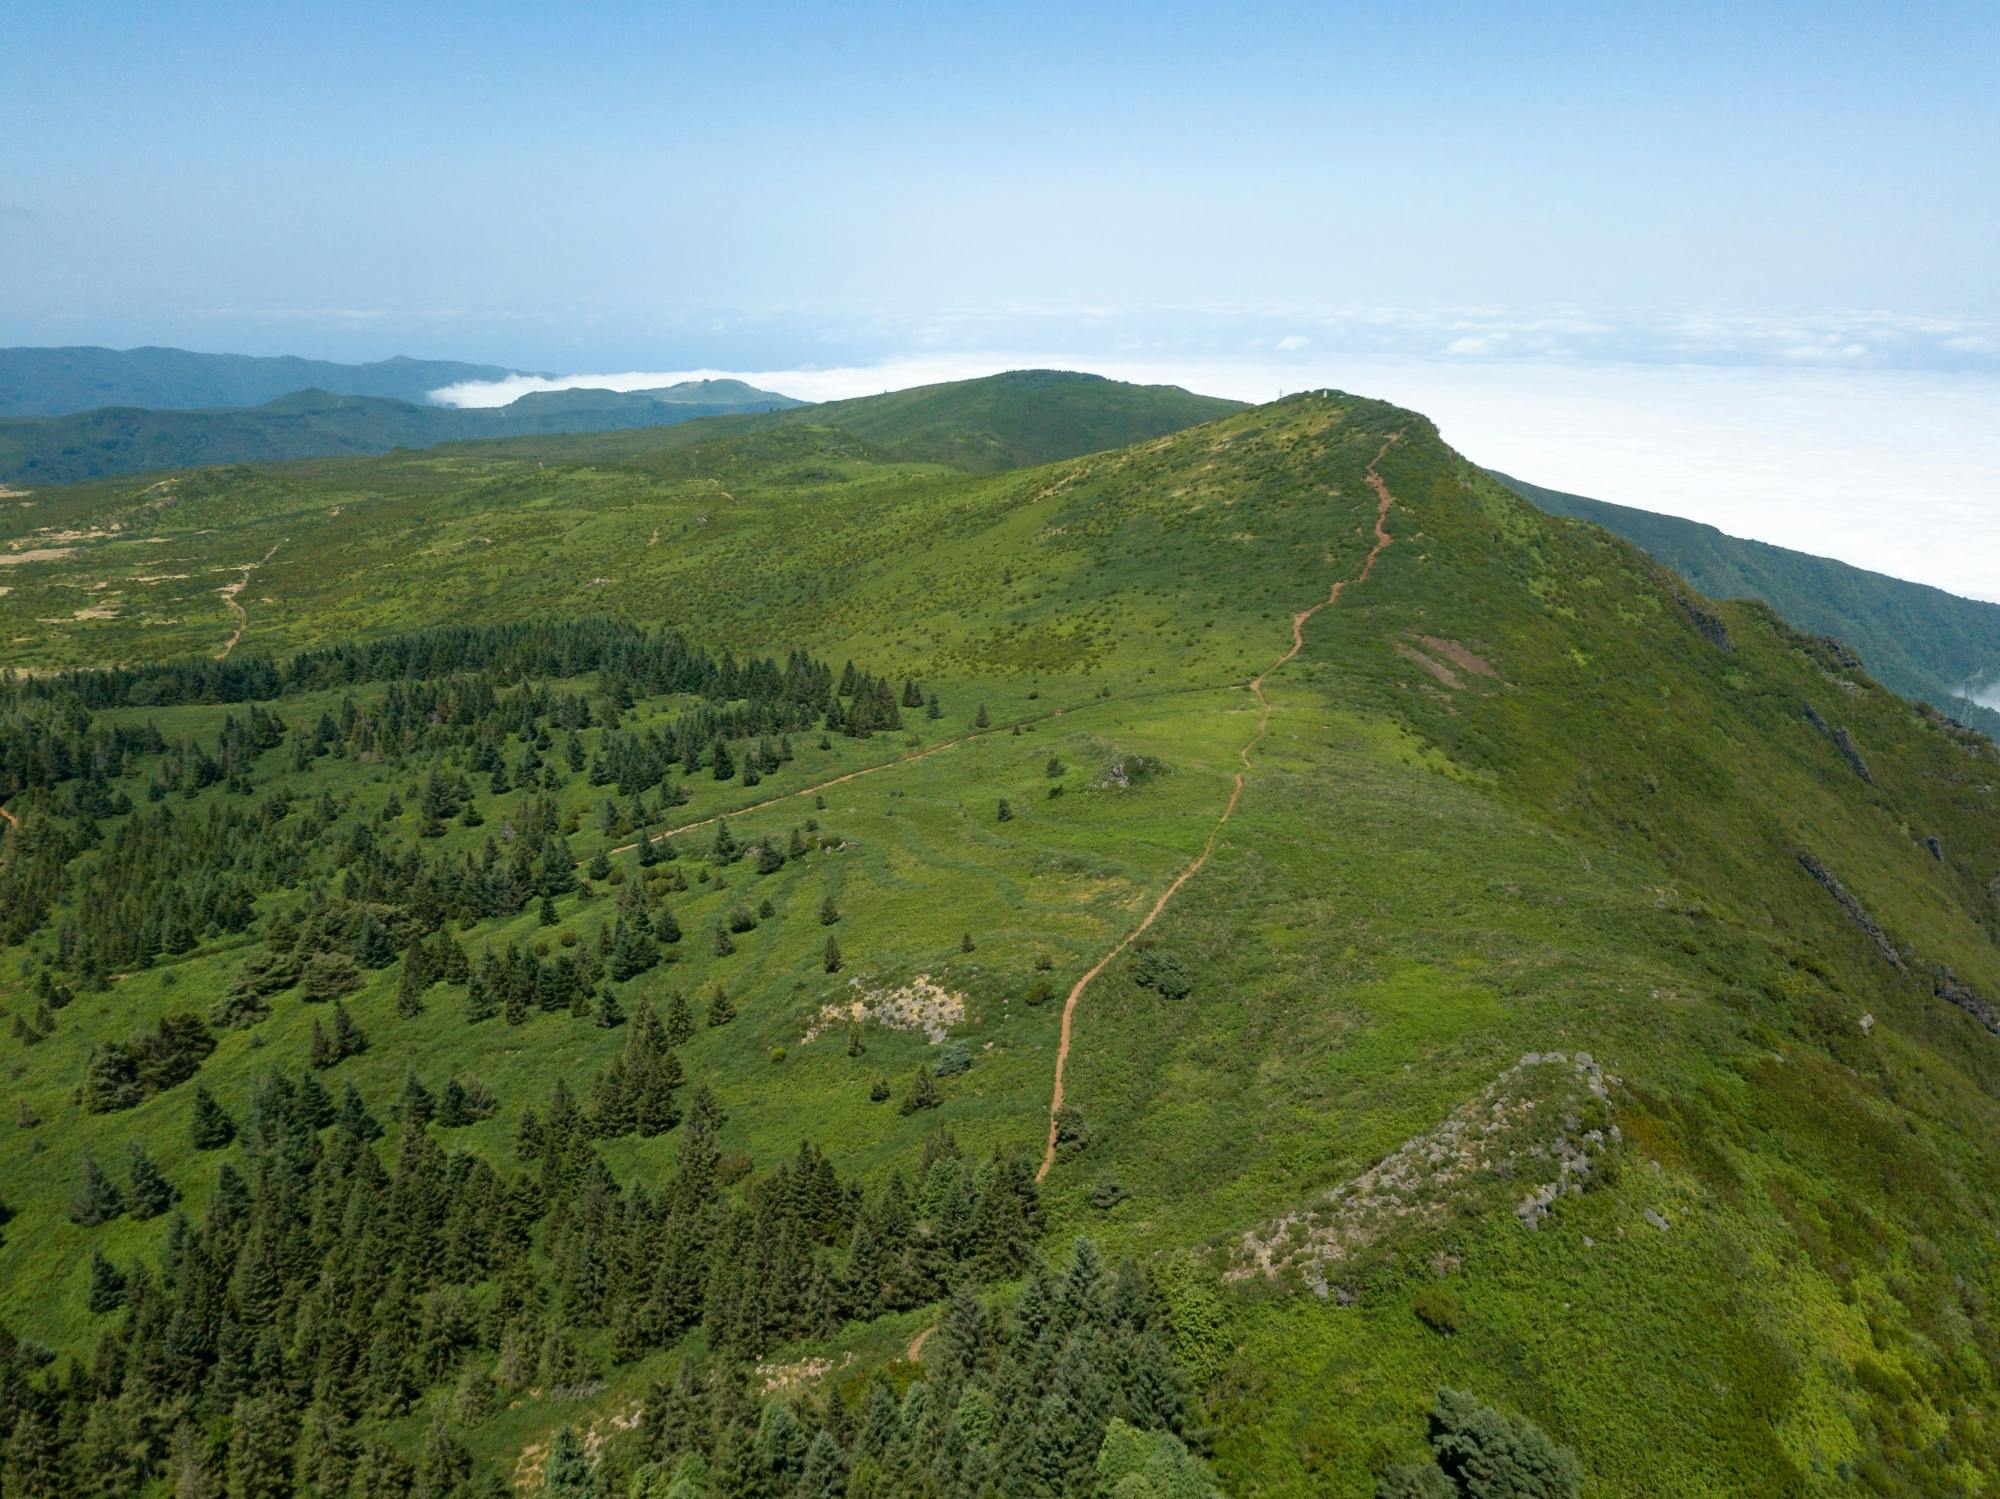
[1034,434,1401,1182]
[214,539,285,661]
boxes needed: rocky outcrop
[1934,966,2000,1039]
[1228,1052,1616,1297]
[1797,852,1904,969]
[1672,589,1734,652]
[1832,727,1875,785]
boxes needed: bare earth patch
[757,1351,854,1394]
[1228,1052,1617,1297]
[1396,642,1465,690]
[801,972,966,1045]
[0,548,76,566]
[1414,634,1500,678]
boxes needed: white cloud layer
[434,352,2000,606]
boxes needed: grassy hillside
[5,381,2000,1495]
[0,345,530,418]
[771,369,1246,472]
[1496,468,2000,738]
[0,382,804,486]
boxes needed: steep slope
[1496,468,2000,737]
[4,385,2000,1495]
[0,382,805,485]
[0,345,530,418]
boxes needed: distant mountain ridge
[773,368,1246,471]
[1495,469,2000,737]
[0,380,805,485]
[0,345,536,418]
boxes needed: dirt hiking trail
[214,539,284,660]
[1035,434,1401,1182]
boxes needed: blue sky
[5,2,1999,600]
[3,0,1995,367]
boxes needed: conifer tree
[975,704,991,728]
[337,1081,384,1142]
[901,1065,943,1115]
[396,954,427,1018]
[126,1140,179,1218]
[819,895,840,925]
[67,1156,125,1226]
[707,986,736,1026]
[665,989,695,1046]
[398,1070,436,1125]
[297,1067,336,1126]
[656,903,688,951]
[824,936,844,974]
[86,1247,127,1313]
[595,988,626,1028]
[331,1000,368,1060]
[712,923,736,958]
[190,1082,236,1148]
[437,1077,471,1128]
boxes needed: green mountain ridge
[2,374,2000,1495]
[0,381,807,486]
[1494,468,2000,738]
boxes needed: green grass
[6,380,2000,1494]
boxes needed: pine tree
[437,1078,471,1128]
[595,988,626,1028]
[900,1065,942,1115]
[397,1071,436,1125]
[309,1018,337,1069]
[713,924,736,958]
[396,955,427,1019]
[412,1416,472,1499]
[847,1021,866,1057]
[654,904,682,945]
[819,895,840,926]
[191,1083,236,1149]
[86,1247,127,1313]
[707,987,736,1026]
[975,704,991,728]
[338,1082,384,1142]
[70,1154,125,1225]
[961,932,976,952]
[127,1141,179,1218]
[542,1426,592,1499]
[997,799,1013,822]
[538,894,560,927]
[869,1076,891,1103]
[926,693,943,721]
[588,846,612,881]
[711,819,738,862]
[225,1394,293,1499]
[823,936,843,974]
[331,1000,368,1059]
[297,1067,336,1126]
[665,990,695,1046]
[464,969,498,1024]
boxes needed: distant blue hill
[0,381,803,484]
[0,345,537,418]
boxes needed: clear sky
[5,2,1998,598]
[4,0,1995,367]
